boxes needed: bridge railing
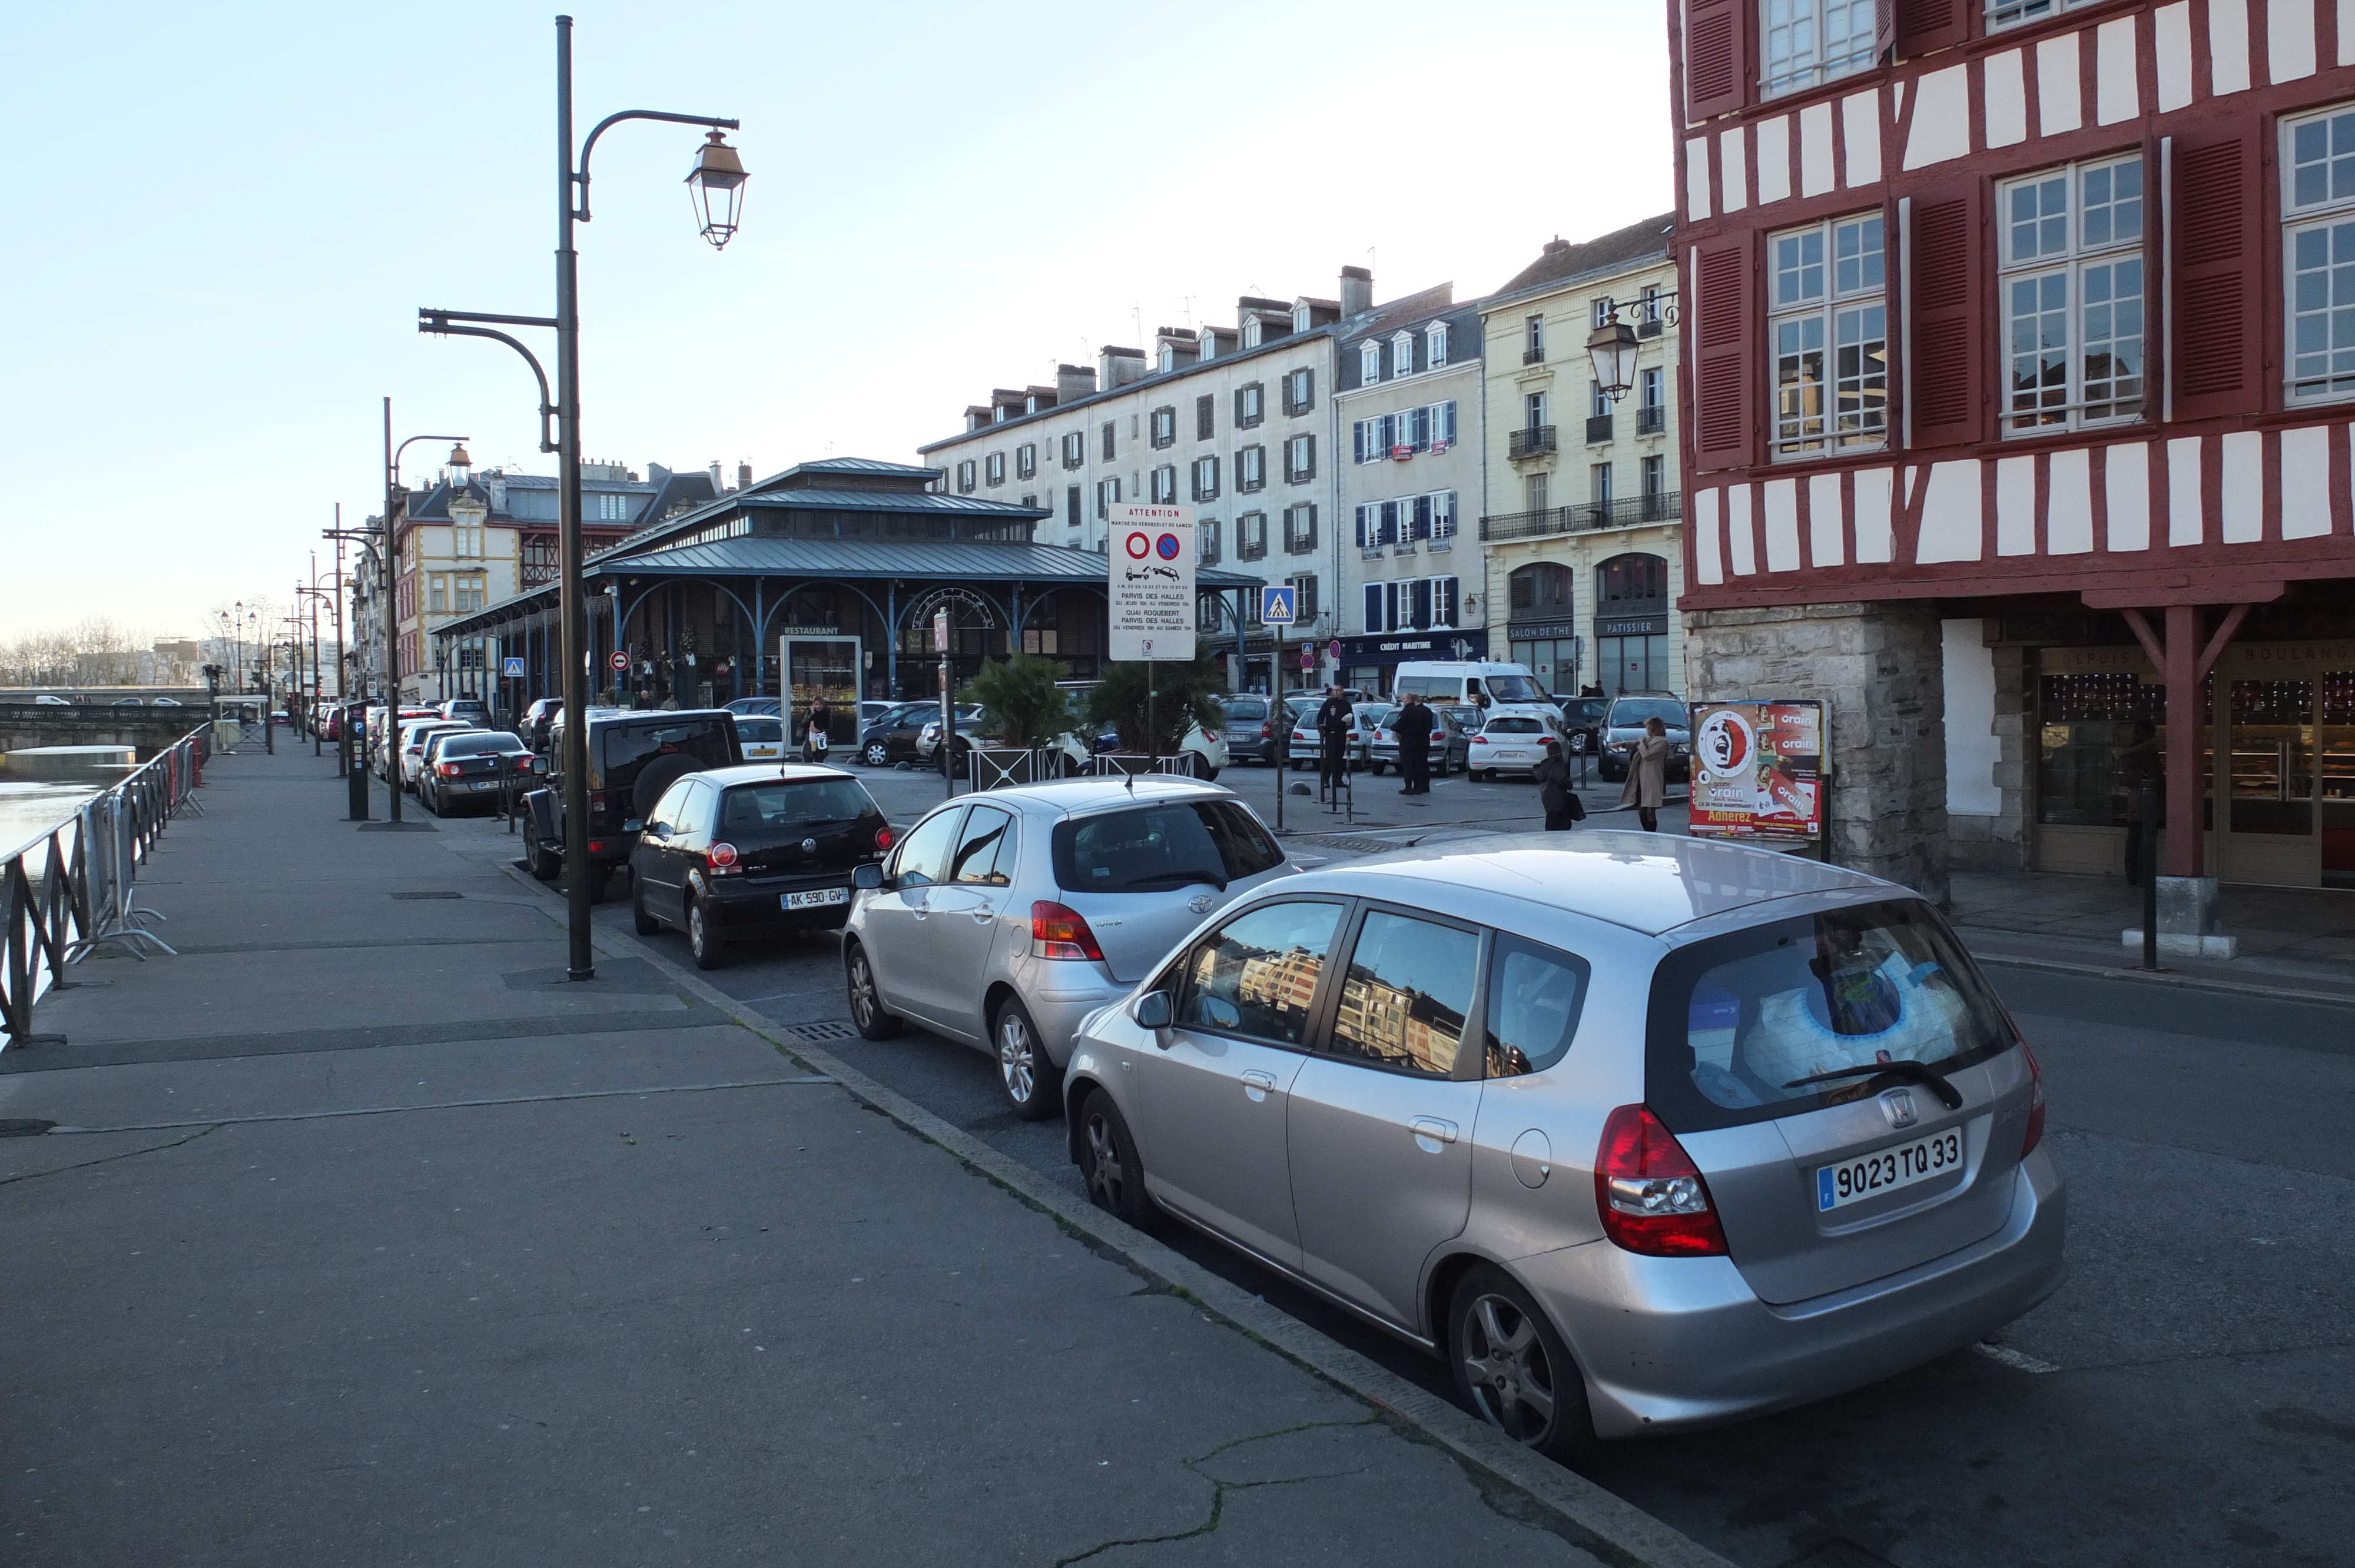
[2,725,210,1051]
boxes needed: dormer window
[1359,341,1381,383]
[1391,331,1415,378]
[993,406,1007,423]
[1293,305,1312,333]
[1242,318,1263,350]
[1427,322,1449,370]
[1198,334,1216,363]
[1159,346,1176,373]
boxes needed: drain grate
[390,891,463,901]
[783,1020,857,1044]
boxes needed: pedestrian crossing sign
[1261,586,1297,625]
[502,657,527,678]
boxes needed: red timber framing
[2108,596,2258,875]
[1669,0,2355,614]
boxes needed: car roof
[933,776,1231,816]
[1278,831,1891,937]
[557,706,735,728]
[694,762,871,788]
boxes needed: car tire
[1447,1264,1598,1468]
[1370,760,1385,776]
[686,892,723,970]
[845,941,903,1039]
[631,876,661,935]
[863,742,890,766]
[1189,753,1217,781]
[525,833,559,882]
[1076,1088,1161,1233]
[993,998,1061,1121]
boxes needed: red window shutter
[1908,187,1985,449]
[1692,240,1754,471]
[1895,0,1967,55]
[2172,134,2264,423]
[1684,0,1749,120]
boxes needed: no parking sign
[1106,503,1195,661]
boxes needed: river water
[0,782,101,861]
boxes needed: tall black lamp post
[420,13,744,981]
[376,413,470,823]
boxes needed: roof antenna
[1125,766,1135,793]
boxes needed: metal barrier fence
[2,725,210,1049]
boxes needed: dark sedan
[629,763,894,968]
[1595,693,1692,783]
[419,730,539,816]
[1553,696,1608,755]
[856,702,972,767]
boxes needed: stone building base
[1685,601,1950,904]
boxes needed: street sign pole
[936,607,953,798]
[1259,583,1298,833]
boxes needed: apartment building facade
[920,267,1411,695]
[1476,218,1683,701]
[1671,0,2355,914]
[1331,287,1490,693]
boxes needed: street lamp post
[379,407,471,824]
[419,14,744,982]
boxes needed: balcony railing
[1507,425,1557,460]
[1478,491,1683,542]
[1637,404,1666,436]
[1524,346,1545,364]
[1586,414,1614,444]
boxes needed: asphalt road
[552,759,2349,1568]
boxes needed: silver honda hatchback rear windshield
[1645,899,2016,1133]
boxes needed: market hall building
[430,457,1261,742]
[1668,0,2355,942]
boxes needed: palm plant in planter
[959,652,1074,750]
[1087,651,1227,755]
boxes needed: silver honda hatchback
[1059,832,2065,1461]
[842,778,1298,1118]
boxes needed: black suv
[629,763,892,968]
[520,697,565,753]
[522,708,742,896]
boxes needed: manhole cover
[390,891,463,900]
[784,1020,857,1043]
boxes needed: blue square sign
[502,657,528,678]
[1260,586,1297,625]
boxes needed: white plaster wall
[1942,618,2001,816]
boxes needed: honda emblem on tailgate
[1879,1087,1919,1130]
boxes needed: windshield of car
[1391,676,1460,700]
[1561,699,1608,723]
[599,720,734,790]
[1438,705,1481,729]
[1483,716,1544,735]
[1608,698,1687,730]
[735,719,784,742]
[1053,800,1285,892]
[715,778,880,839]
[1486,674,1546,702]
[1222,698,1268,721]
[1646,899,2016,1133]
[438,732,523,757]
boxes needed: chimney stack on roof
[736,461,752,491]
[1339,265,1374,317]
[1056,363,1096,402]
[1099,345,1147,390]
[707,460,724,492]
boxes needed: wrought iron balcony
[1524,346,1545,364]
[1477,491,1683,542]
[1637,404,1665,435]
[1507,425,1557,460]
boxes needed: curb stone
[482,851,1739,1568]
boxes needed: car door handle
[1240,1069,1278,1102]
[1409,1117,1458,1147]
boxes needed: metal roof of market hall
[595,536,1260,586]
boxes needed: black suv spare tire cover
[632,751,705,818]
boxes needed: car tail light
[438,762,462,778]
[1259,722,1271,738]
[706,842,741,876]
[1471,735,1489,745]
[2021,1042,2046,1155]
[1030,901,1103,961]
[1594,1105,1729,1257]
[588,840,608,854]
[874,826,894,852]
[588,789,610,818]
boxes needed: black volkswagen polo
[628,763,894,968]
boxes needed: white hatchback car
[1467,711,1564,780]
[843,778,1296,1117]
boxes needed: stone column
[1684,600,1949,903]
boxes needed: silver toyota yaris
[1059,832,2066,1462]
[841,778,1298,1118]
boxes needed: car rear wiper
[1123,869,1229,891]
[1783,1060,1964,1111]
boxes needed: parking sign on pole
[1107,504,1196,662]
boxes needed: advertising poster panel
[1687,699,1825,842]
[1107,503,1196,661]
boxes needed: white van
[1389,660,1555,721]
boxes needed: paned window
[1286,572,1319,623]
[1196,394,1216,440]
[1100,421,1117,461]
[1760,0,1878,99]
[1361,341,1381,383]
[1150,465,1178,504]
[1238,511,1268,559]
[1391,331,1415,377]
[1192,456,1220,502]
[1525,315,1545,361]
[1066,485,1081,527]
[1199,518,1222,563]
[1284,504,1318,553]
[1095,476,1122,518]
[984,452,1006,486]
[1062,431,1085,469]
[1285,433,1316,483]
[1016,443,1037,479]
[2285,104,2355,403]
[1150,406,1176,447]
[956,459,977,493]
[1236,383,1265,427]
[1989,0,2097,31]
[1769,211,1889,456]
[1238,445,1266,491]
[1999,155,2145,433]
[1283,367,1316,414]
[1427,323,1449,368]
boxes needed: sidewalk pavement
[0,744,1676,1567]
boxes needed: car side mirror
[1133,991,1172,1030]
[852,863,884,891]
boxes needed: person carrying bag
[1533,738,1584,830]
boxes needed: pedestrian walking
[804,697,833,763]
[1533,738,1584,831]
[1620,716,1673,831]
[1314,685,1353,799]
[1394,692,1437,796]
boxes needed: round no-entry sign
[609,651,629,671]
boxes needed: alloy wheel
[1460,1292,1558,1446]
[1082,1108,1128,1211]
[849,952,877,1027]
[997,1010,1037,1105]
[864,742,890,766]
[689,902,708,960]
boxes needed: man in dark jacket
[1314,686,1353,798]
[1533,738,1583,830]
[1393,693,1437,795]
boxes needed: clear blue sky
[0,0,1670,640]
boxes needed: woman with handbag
[1620,716,1673,832]
[1533,738,1585,831]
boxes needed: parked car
[1080,718,1230,779]
[934,710,1096,778]
[735,715,788,760]
[439,697,491,726]
[398,720,476,789]
[1596,694,1692,784]
[854,702,951,766]
[522,698,565,753]
[1365,704,1475,776]
[724,697,782,717]
[112,697,145,707]
[844,778,1297,1118]
[1057,833,2064,1463]
[372,707,440,772]
[631,763,891,968]
[1216,695,1279,765]
[1466,710,1566,781]
[1554,696,1609,756]
[34,693,71,707]
[1287,703,1385,769]
[858,700,898,727]
[521,708,742,897]
[419,730,538,816]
